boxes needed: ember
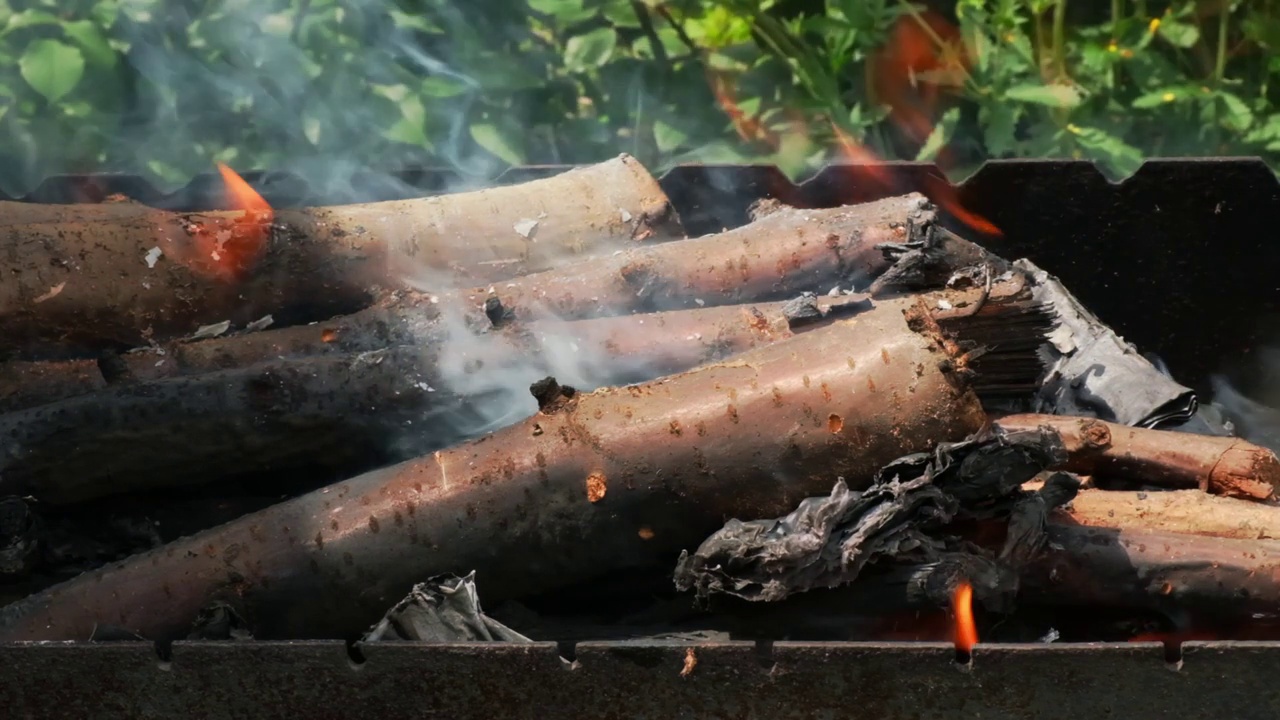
[0,155,1277,664]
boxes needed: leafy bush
[0,0,1275,195]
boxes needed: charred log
[0,295,993,641]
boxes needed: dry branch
[0,296,871,502]
[0,295,991,641]
[0,358,105,413]
[1054,488,1280,540]
[993,414,1280,501]
[0,155,682,358]
[451,194,942,322]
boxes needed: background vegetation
[0,0,1275,195]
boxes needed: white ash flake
[191,320,231,340]
[828,285,841,297]
[246,315,274,332]
[33,282,65,304]
[695,299,705,306]
[144,247,163,268]
[416,382,435,392]
[937,299,953,310]
[620,208,633,223]
[155,359,166,367]
[513,219,539,239]
[142,282,151,290]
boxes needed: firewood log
[992,414,1280,501]
[0,292,997,642]
[1020,522,1280,632]
[0,155,683,358]
[449,193,943,322]
[1054,488,1280,540]
[0,296,871,503]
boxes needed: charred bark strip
[993,414,1280,501]
[453,194,940,322]
[0,297,872,502]
[1054,489,1280,540]
[0,358,105,413]
[1021,522,1280,629]
[0,298,989,642]
[0,155,683,359]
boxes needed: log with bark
[449,193,961,322]
[0,295,872,504]
[0,290,1017,642]
[0,155,683,358]
[1020,522,1280,633]
[1053,488,1280,540]
[992,414,1280,501]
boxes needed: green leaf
[389,9,441,34]
[1005,83,1083,109]
[602,0,642,28]
[1132,86,1195,108]
[383,96,429,148]
[915,107,961,162]
[421,76,468,98]
[1157,20,1200,48]
[1068,124,1144,180]
[62,20,118,68]
[2,9,60,34]
[564,28,618,72]
[470,122,524,165]
[527,0,594,26]
[19,39,85,103]
[653,118,688,153]
[980,103,1020,157]
[1218,91,1254,132]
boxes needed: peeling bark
[0,296,988,641]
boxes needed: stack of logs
[1,154,1279,644]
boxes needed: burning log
[0,295,872,503]
[1055,488,1280,540]
[0,291,1017,642]
[0,155,683,358]
[453,193,948,322]
[992,414,1280,501]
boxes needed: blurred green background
[0,0,1275,195]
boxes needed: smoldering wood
[1055,488,1280,540]
[0,296,873,503]
[1020,522,1280,632]
[992,414,1280,501]
[452,194,946,323]
[0,155,683,359]
[0,295,991,642]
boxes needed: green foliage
[0,0,1276,194]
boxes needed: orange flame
[952,581,979,655]
[173,163,274,282]
[217,162,273,218]
[706,10,1000,238]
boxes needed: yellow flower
[1149,18,1161,33]
[1162,92,1176,102]
[1107,41,1118,53]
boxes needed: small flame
[172,163,275,282]
[217,162,273,218]
[952,581,979,655]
